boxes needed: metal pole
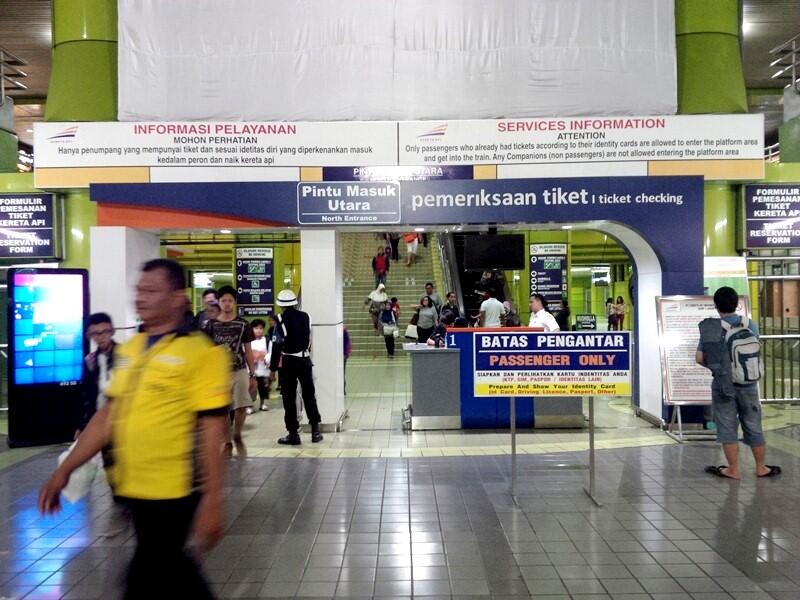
[582,396,601,507]
[510,397,518,506]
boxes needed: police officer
[270,289,323,445]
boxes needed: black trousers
[383,333,395,355]
[417,326,434,344]
[123,494,213,600]
[280,355,322,433]
[389,237,400,261]
[255,376,270,404]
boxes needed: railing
[770,32,800,93]
[747,255,800,404]
[765,142,780,162]
[0,47,27,101]
[437,233,466,317]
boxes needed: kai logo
[48,126,78,142]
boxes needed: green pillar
[779,115,800,163]
[60,190,97,269]
[45,0,117,267]
[675,0,747,114]
[0,97,18,172]
[703,183,737,256]
[46,0,118,121]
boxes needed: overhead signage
[472,331,631,396]
[36,114,764,188]
[399,115,764,168]
[529,243,567,307]
[575,314,597,330]
[744,184,800,248]
[655,295,751,405]
[322,166,474,181]
[297,182,401,225]
[235,247,274,316]
[0,193,58,258]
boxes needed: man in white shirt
[479,289,504,327]
[528,293,560,331]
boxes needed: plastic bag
[57,443,103,504]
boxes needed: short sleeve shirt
[480,297,504,327]
[204,317,254,371]
[105,331,231,500]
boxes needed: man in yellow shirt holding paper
[39,259,230,599]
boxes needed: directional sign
[235,247,274,316]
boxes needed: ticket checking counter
[406,328,585,430]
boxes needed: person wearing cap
[269,289,323,445]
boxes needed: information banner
[744,184,800,248]
[655,295,751,405]
[0,193,58,258]
[398,115,764,167]
[529,243,567,307]
[235,248,274,316]
[297,182,401,225]
[575,314,597,330]
[35,114,763,188]
[473,331,631,397]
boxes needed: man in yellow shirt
[39,259,230,599]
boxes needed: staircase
[342,233,439,357]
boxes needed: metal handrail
[765,142,780,162]
[770,32,800,55]
[769,33,800,92]
[0,47,28,102]
[437,233,466,317]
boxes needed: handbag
[382,324,398,337]
[404,324,418,340]
[409,311,419,326]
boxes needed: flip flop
[758,465,782,478]
[705,465,738,479]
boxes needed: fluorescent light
[219,229,232,234]
[414,227,425,232]
[561,225,573,230]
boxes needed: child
[250,318,271,411]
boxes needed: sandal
[705,465,738,479]
[758,465,782,478]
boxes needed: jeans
[712,382,765,446]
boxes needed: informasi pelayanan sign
[473,331,631,397]
[34,114,763,188]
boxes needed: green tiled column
[45,0,117,267]
[703,183,737,256]
[675,0,748,114]
[779,115,800,163]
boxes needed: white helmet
[277,289,298,307]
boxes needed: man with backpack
[696,286,780,479]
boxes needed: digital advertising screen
[10,271,85,385]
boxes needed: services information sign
[655,295,751,405]
[744,184,800,249]
[0,193,57,258]
[473,331,631,397]
[235,248,274,316]
[575,314,597,330]
[529,243,567,307]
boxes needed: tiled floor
[0,437,798,599]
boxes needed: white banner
[398,115,765,165]
[35,115,763,172]
[118,0,676,122]
[33,122,398,168]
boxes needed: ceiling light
[414,227,425,232]
[561,225,573,230]
[219,229,232,234]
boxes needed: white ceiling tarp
[118,0,676,122]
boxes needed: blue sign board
[744,184,800,249]
[529,243,567,307]
[0,193,58,258]
[297,181,401,225]
[235,247,274,316]
[323,165,474,181]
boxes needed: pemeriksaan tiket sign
[0,194,57,259]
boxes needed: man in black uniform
[270,289,323,445]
